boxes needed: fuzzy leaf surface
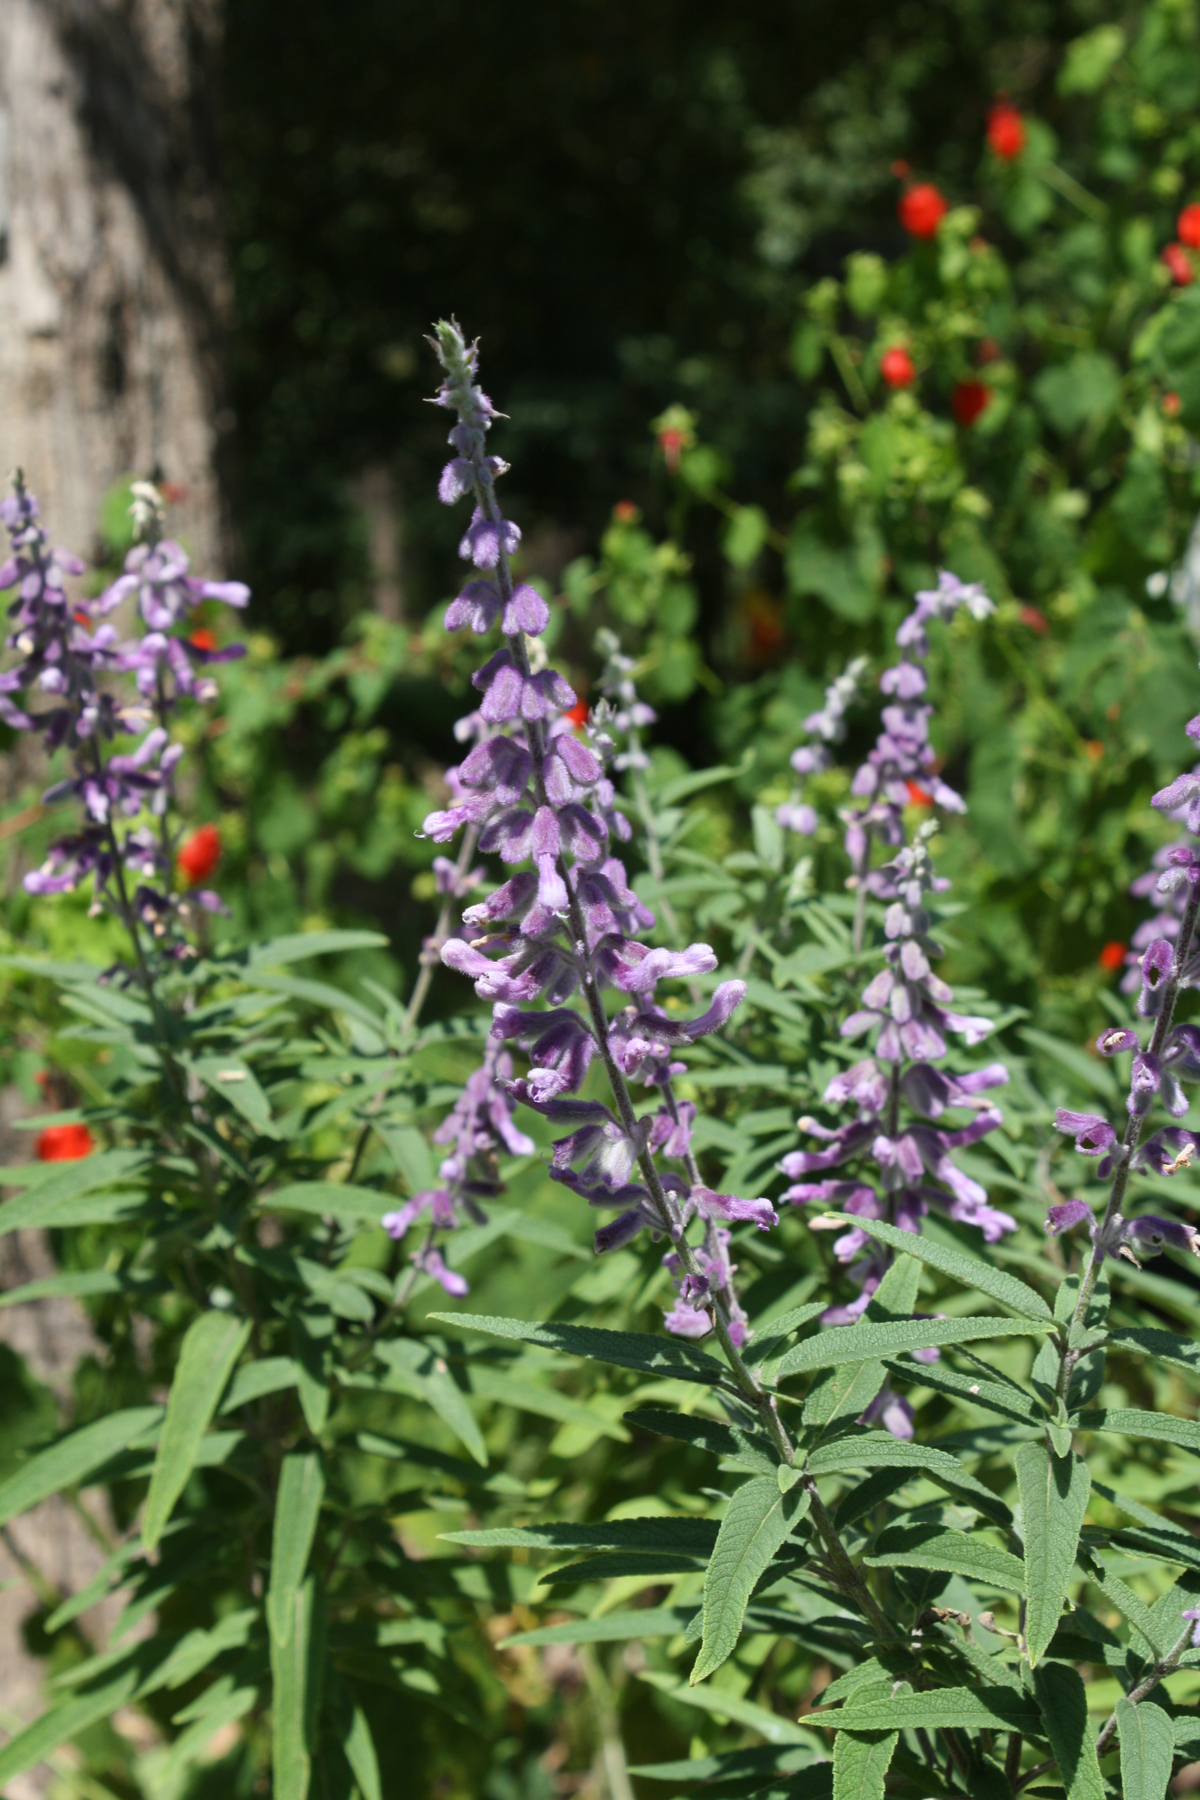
[1016,1441,1091,1666]
[692,1476,810,1682]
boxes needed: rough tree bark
[0,4,229,1786]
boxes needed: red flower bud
[36,1123,95,1161]
[1178,203,1200,249]
[898,183,948,239]
[1163,242,1194,286]
[189,627,217,652]
[986,102,1025,160]
[880,346,916,388]
[1098,941,1127,973]
[951,380,991,427]
[177,823,221,886]
[905,780,934,806]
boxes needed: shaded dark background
[223,0,1082,656]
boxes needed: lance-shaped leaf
[142,1310,251,1551]
[1033,1662,1104,1800]
[0,1656,145,1785]
[774,1314,1048,1380]
[442,1517,718,1556]
[268,1453,325,1646]
[692,1476,810,1683]
[289,1308,332,1435]
[1117,1697,1175,1800]
[1108,1326,1200,1380]
[625,1408,776,1474]
[500,1606,696,1648]
[260,1180,402,1223]
[0,1149,149,1235]
[328,1670,382,1800]
[628,1746,818,1788]
[1016,1442,1091,1666]
[806,1433,1012,1526]
[833,1728,898,1800]
[882,1356,1042,1425]
[220,1356,301,1413]
[271,1576,325,1800]
[864,1523,1025,1592]
[158,1686,259,1789]
[1078,1549,1167,1658]
[0,1405,162,1527]
[372,1338,486,1465]
[429,1312,726,1385]
[815,1215,1052,1321]
[819,1685,1039,1732]
[1076,1406,1200,1457]
[466,1365,629,1440]
[636,1668,819,1745]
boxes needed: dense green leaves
[692,1476,810,1682]
[429,1311,727,1383]
[805,1433,1012,1525]
[773,1313,1049,1379]
[818,1216,1053,1322]
[0,1407,162,1527]
[821,1686,1039,1732]
[1016,1442,1092,1666]
[142,1311,251,1551]
[863,1524,1025,1591]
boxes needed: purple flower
[1182,1608,1200,1649]
[1046,1199,1093,1236]
[1121,1214,1200,1259]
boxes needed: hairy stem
[803,1478,898,1644]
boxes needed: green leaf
[692,1477,810,1683]
[289,1309,332,1434]
[823,1686,1038,1732]
[1016,1442,1091,1666]
[329,1671,382,1800]
[261,1181,393,1223]
[806,1433,1011,1526]
[883,1357,1042,1426]
[271,1576,325,1800]
[801,1362,887,1432]
[465,1366,629,1439]
[1077,1550,1167,1657]
[723,504,770,568]
[220,1356,300,1413]
[159,1686,258,1787]
[1077,1406,1200,1457]
[819,1216,1052,1321]
[1033,1662,1104,1800]
[241,968,383,1030]
[188,1054,277,1135]
[1108,1326,1200,1380]
[376,1124,435,1192]
[0,1406,161,1526]
[428,1312,726,1385]
[498,1607,695,1648]
[143,1311,251,1551]
[832,1728,898,1800]
[624,1407,776,1473]
[864,1524,1025,1592]
[636,1668,817,1745]
[0,1268,164,1309]
[539,1551,705,1585]
[773,1315,1047,1379]
[268,1453,325,1646]
[441,1517,718,1556]
[245,929,389,966]
[372,1339,487,1466]
[1117,1697,1175,1800]
[0,1658,144,1784]
[628,1745,817,1786]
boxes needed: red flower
[1098,941,1127,973]
[880,346,916,388]
[952,380,991,427]
[1164,391,1183,417]
[1019,605,1049,635]
[36,1123,95,1161]
[987,102,1025,160]
[1163,242,1194,286]
[898,183,948,239]
[1178,204,1200,249]
[905,780,934,806]
[612,501,638,524]
[189,627,217,652]
[177,824,221,886]
[658,428,686,473]
[563,698,588,730]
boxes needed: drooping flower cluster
[384,322,769,1337]
[1,475,246,954]
[1049,716,1200,1264]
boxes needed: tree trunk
[0,0,228,566]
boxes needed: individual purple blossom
[409,320,766,1349]
[1183,1608,1200,1650]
